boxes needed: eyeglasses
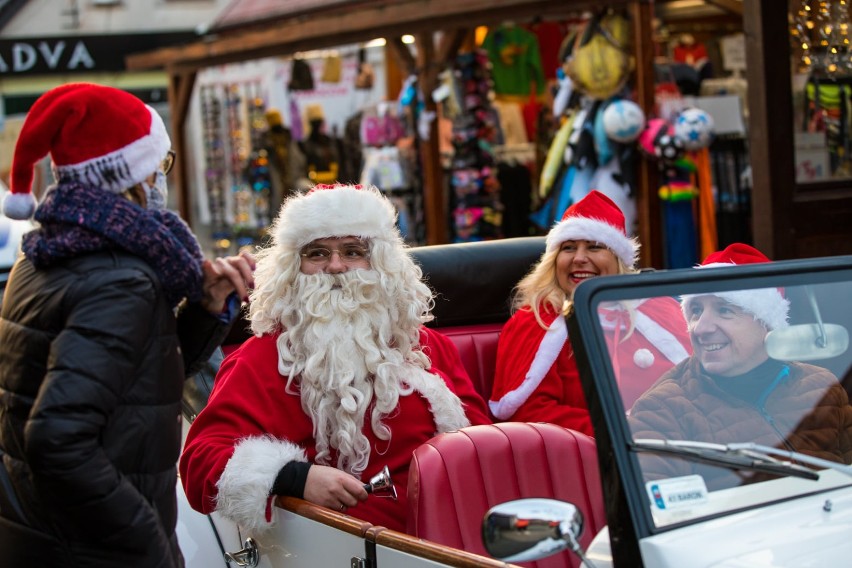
[299,243,371,265]
[161,150,176,175]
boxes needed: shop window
[790,0,852,184]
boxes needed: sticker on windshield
[646,475,709,511]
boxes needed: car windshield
[571,257,852,531]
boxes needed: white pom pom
[633,348,654,369]
[3,192,37,220]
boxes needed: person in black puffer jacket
[0,83,255,568]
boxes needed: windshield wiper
[632,439,831,481]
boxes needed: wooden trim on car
[276,497,520,567]
[276,496,373,538]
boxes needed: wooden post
[743,0,795,259]
[415,31,449,244]
[166,69,197,225]
[630,1,661,268]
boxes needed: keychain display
[200,86,230,254]
[448,50,504,242]
[199,81,275,253]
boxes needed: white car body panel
[252,508,370,567]
[638,481,852,568]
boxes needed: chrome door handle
[224,537,259,567]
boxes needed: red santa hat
[272,183,399,250]
[545,190,640,267]
[682,243,790,330]
[3,82,171,220]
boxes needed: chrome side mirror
[363,465,397,500]
[482,498,595,567]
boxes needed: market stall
[127,0,834,266]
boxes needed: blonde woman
[489,191,691,434]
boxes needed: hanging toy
[602,99,646,143]
[566,10,634,101]
[673,107,715,151]
[674,107,718,259]
[639,117,699,268]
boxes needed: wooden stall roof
[124,0,743,260]
[126,0,633,74]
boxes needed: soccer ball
[654,131,685,164]
[602,99,646,143]
[674,108,715,151]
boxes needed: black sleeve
[176,300,234,377]
[271,461,311,498]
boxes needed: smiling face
[684,295,769,377]
[555,240,620,295]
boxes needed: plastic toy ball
[674,108,715,151]
[602,99,646,143]
[654,131,685,164]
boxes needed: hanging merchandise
[538,109,576,200]
[482,22,546,97]
[224,84,256,249]
[320,52,342,83]
[565,9,633,101]
[674,107,718,259]
[448,50,504,242]
[639,117,698,268]
[200,86,230,254]
[288,58,315,91]
[244,89,273,231]
[602,99,646,144]
[354,47,375,90]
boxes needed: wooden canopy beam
[436,28,470,66]
[127,0,618,73]
[705,0,743,17]
[387,37,417,74]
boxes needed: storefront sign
[0,33,195,75]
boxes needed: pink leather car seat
[407,422,606,568]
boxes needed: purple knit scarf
[22,182,204,308]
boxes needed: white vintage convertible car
[176,237,852,568]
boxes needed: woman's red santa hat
[2,82,171,220]
[682,242,790,330]
[546,190,640,268]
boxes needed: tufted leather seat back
[438,323,503,408]
[407,422,606,568]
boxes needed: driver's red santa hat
[545,190,640,268]
[682,242,790,330]
[2,82,171,220]
[273,183,399,250]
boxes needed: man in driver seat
[629,243,852,489]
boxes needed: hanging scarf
[22,182,204,308]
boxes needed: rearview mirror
[766,323,849,361]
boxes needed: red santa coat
[180,327,491,534]
[489,297,690,435]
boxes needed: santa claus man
[179,183,490,534]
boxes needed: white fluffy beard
[276,270,425,477]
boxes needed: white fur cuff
[216,435,307,533]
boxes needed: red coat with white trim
[489,297,691,435]
[179,327,491,534]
